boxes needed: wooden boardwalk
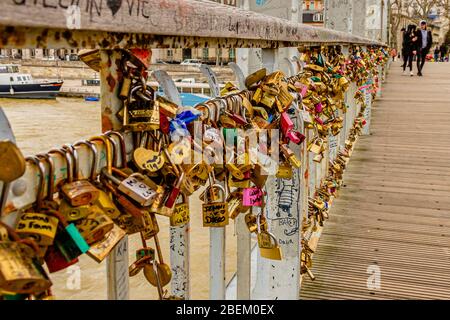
[300,61,450,300]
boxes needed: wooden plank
[0,0,384,50]
[303,62,450,300]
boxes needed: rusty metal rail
[0,0,389,301]
[0,0,384,49]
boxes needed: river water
[1,97,239,300]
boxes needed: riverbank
[0,58,235,82]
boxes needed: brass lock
[86,224,126,263]
[73,207,114,245]
[202,184,228,228]
[143,233,172,288]
[169,194,189,227]
[0,222,52,295]
[15,213,59,247]
[276,162,293,179]
[101,167,157,207]
[0,140,26,183]
[60,144,100,207]
[256,214,282,261]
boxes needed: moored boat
[0,64,63,99]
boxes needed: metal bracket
[200,64,221,98]
[152,70,182,106]
[0,107,16,143]
[228,62,246,90]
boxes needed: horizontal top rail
[0,0,385,49]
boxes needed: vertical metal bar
[152,70,191,299]
[252,48,301,300]
[210,227,226,300]
[362,67,373,136]
[100,49,130,301]
[170,225,190,299]
[340,46,350,150]
[236,213,251,299]
[377,65,383,98]
[230,53,252,300]
[200,65,227,300]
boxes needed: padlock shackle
[48,147,72,184]
[36,153,55,201]
[105,131,128,169]
[100,167,122,186]
[0,220,41,255]
[89,136,112,174]
[194,102,211,123]
[73,140,98,181]
[102,134,119,168]
[63,144,80,181]
[25,156,46,210]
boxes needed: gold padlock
[202,184,228,228]
[276,162,293,179]
[74,207,114,245]
[257,231,282,261]
[87,224,126,263]
[170,195,189,227]
[15,213,59,246]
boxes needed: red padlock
[160,113,170,134]
[44,245,79,273]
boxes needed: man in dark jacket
[440,44,447,62]
[416,20,433,76]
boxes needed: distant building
[302,0,324,26]
[0,48,79,61]
[152,0,238,65]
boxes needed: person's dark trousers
[403,53,413,71]
[417,49,428,75]
[402,50,407,69]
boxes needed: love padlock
[280,112,305,145]
[202,184,228,228]
[242,187,264,207]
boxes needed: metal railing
[0,0,388,300]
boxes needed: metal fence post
[252,48,302,300]
[152,70,191,299]
[362,54,374,137]
[200,65,227,300]
[100,49,130,300]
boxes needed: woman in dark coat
[402,24,419,76]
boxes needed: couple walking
[402,20,433,77]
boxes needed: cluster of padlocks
[0,45,389,300]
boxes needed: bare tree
[404,0,448,21]
[390,0,450,49]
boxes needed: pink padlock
[243,187,264,207]
[286,131,306,145]
[281,112,305,145]
[300,85,308,98]
[315,103,323,113]
[315,117,324,125]
[281,112,294,135]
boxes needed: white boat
[0,64,63,99]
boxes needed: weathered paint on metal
[0,0,384,49]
